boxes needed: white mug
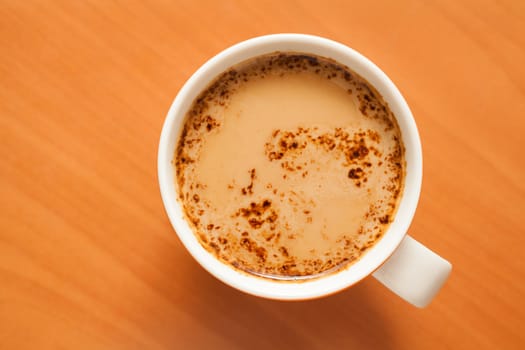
[158,34,451,308]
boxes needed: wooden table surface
[1,0,524,349]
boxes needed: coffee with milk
[174,52,405,280]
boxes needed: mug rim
[158,33,422,300]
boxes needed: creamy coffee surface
[174,53,405,279]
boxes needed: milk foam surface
[175,53,405,279]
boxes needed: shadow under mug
[158,34,451,308]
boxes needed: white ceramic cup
[158,34,451,307]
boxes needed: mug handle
[372,235,452,308]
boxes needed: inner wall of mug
[158,34,422,300]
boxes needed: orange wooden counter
[1,1,524,348]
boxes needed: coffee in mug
[174,52,405,280]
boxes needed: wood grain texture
[1,0,524,348]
